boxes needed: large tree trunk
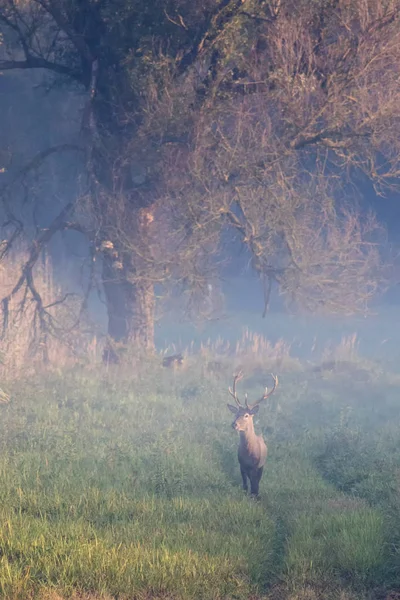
[128,281,155,352]
[101,253,155,363]
[90,94,158,361]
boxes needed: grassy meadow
[0,331,399,600]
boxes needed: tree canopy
[0,0,399,359]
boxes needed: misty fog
[1,2,400,599]
[2,63,400,366]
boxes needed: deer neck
[239,421,259,452]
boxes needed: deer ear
[250,405,260,415]
[227,403,238,414]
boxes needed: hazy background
[1,59,400,364]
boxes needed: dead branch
[1,202,73,335]
[0,144,84,196]
[0,57,83,81]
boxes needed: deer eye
[244,414,249,418]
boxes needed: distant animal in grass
[162,353,184,368]
[227,371,278,498]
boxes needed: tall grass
[0,358,398,599]
[0,252,399,599]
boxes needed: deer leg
[240,465,248,492]
[250,466,264,498]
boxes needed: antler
[228,371,244,407]
[246,374,279,410]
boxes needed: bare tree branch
[1,201,74,336]
[0,56,83,81]
[1,144,83,192]
[35,0,93,66]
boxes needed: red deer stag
[227,371,278,497]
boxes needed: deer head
[227,371,278,432]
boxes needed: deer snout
[232,421,238,430]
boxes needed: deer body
[238,427,267,495]
[227,373,278,497]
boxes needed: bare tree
[0,0,236,357]
[0,0,399,360]
[140,0,398,315]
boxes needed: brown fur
[228,404,267,496]
[162,353,184,368]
